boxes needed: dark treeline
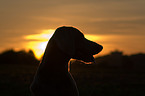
[0,49,145,69]
[95,50,145,69]
[0,49,39,65]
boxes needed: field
[0,63,145,96]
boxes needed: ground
[0,63,145,96]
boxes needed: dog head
[52,26,103,62]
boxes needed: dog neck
[40,39,71,72]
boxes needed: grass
[0,63,145,96]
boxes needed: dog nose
[93,43,103,55]
[84,38,103,55]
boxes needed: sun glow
[24,29,55,59]
[38,42,48,51]
[85,34,102,41]
[24,30,125,60]
[25,29,55,41]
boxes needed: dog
[30,26,103,96]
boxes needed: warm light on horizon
[25,29,55,41]
[24,29,55,59]
[23,30,145,60]
[27,41,48,59]
[24,31,106,59]
[24,32,114,59]
[85,34,103,42]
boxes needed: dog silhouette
[30,26,103,96]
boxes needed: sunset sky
[0,0,145,59]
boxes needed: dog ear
[52,27,75,57]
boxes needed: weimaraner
[30,26,103,96]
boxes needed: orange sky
[0,0,145,59]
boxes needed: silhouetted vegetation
[0,49,39,65]
[94,50,145,69]
[0,49,145,96]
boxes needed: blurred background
[0,0,145,96]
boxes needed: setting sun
[24,29,55,59]
[38,42,48,51]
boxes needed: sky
[0,0,145,59]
